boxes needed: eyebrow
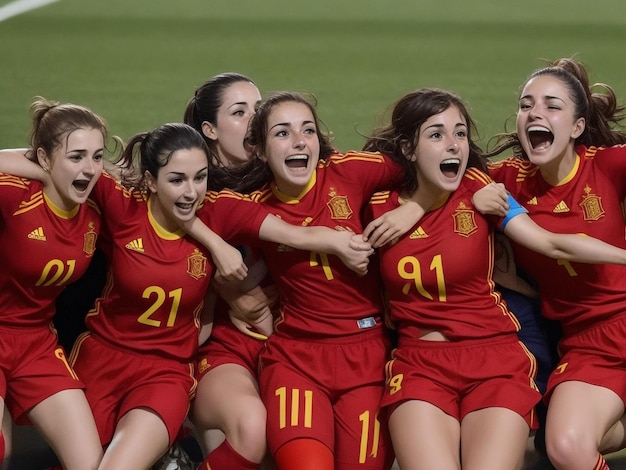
[520,94,566,103]
[227,101,249,109]
[423,122,466,131]
[66,147,104,155]
[269,120,315,131]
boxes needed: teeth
[285,155,308,162]
[528,125,550,132]
[441,158,460,165]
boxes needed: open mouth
[72,180,90,192]
[527,126,554,150]
[440,158,461,178]
[176,202,196,211]
[285,155,309,169]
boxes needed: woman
[0,97,108,469]
[184,72,271,470]
[486,58,626,470]
[362,87,626,470]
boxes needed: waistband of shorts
[273,324,386,345]
[0,323,55,335]
[88,333,192,365]
[397,332,519,350]
[562,311,626,339]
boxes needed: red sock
[274,438,333,470]
[594,454,609,470]
[202,440,260,470]
[0,431,4,463]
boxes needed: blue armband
[501,194,528,230]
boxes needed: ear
[144,170,157,193]
[571,117,586,139]
[201,121,218,141]
[36,147,50,171]
[400,139,417,162]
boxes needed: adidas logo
[553,201,570,213]
[28,227,46,241]
[409,226,428,239]
[526,197,538,206]
[125,238,144,253]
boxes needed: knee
[545,428,597,468]
[229,404,267,461]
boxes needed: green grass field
[1,0,626,154]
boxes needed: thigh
[260,356,334,456]
[389,400,460,470]
[334,384,394,470]
[461,407,529,470]
[100,408,169,470]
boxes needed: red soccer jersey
[0,174,100,327]
[489,145,626,335]
[254,151,402,339]
[86,173,266,362]
[370,168,520,341]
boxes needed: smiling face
[516,74,585,172]
[145,147,209,232]
[260,101,320,197]
[410,105,469,198]
[203,80,261,167]
[38,127,104,211]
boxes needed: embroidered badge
[579,185,605,221]
[452,202,478,237]
[83,221,97,256]
[326,187,353,220]
[187,248,208,280]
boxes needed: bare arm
[473,182,510,217]
[180,217,248,281]
[363,200,425,248]
[504,213,626,264]
[0,148,48,182]
[258,214,373,276]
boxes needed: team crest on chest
[578,185,605,221]
[187,248,208,280]
[326,187,353,220]
[83,221,97,257]
[452,202,478,238]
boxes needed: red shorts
[196,318,264,381]
[545,313,626,404]
[0,325,84,424]
[259,327,394,470]
[69,333,196,446]
[383,334,541,428]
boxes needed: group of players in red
[2,57,626,470]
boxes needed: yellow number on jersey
[36,259,76,286]
[137,287,183,327]
[398,254,447,301]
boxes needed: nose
[182,180,197,199]
[447,139,459,153]
[83,158,98,177]
[292,133,306,149]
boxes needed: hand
[177,216,249,281]
[211,243,248,282]
[334,231,373,276]
[473,182,509,217]
[363,198,426,248]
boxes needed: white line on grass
[0,0,60,22]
